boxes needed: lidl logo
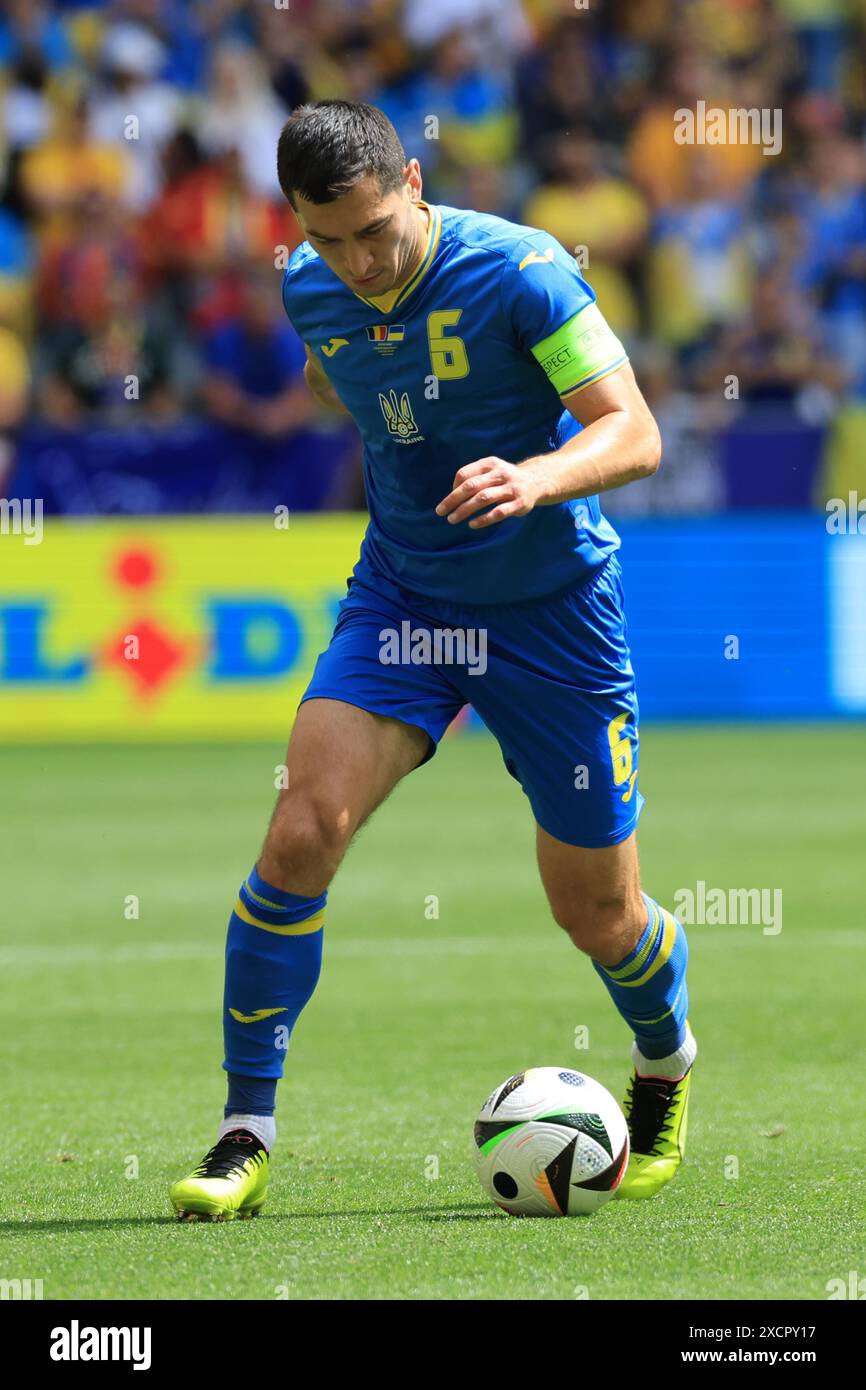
[0,517,368,739]
[1,544,302,694]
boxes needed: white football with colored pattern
[473,1066,629,1216]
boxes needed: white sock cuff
[219,1113,276,1151]
[632,1022,697,1079]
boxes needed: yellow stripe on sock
[616,910,678,988]
[242,880,297,912]
[603,899,661,982]
[234,897,324,935]
[641,1005,674,1026]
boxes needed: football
[473,1067,629,1216]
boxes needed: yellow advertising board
[0,515,368,740]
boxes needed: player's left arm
[436,363,661,528]
[436,237,661,529]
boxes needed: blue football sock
[225,1071,279,1119]
[223,866,325,1114]
[593,893,689,1059]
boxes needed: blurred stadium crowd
[1,0,865,515]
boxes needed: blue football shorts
[300,552,644,848]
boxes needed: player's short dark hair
[277,100,406,207]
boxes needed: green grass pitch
[0,726,863,1301]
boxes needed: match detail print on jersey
[531,302,628,398]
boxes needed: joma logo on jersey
[321,338,349,357]
[519,247,555,272]
[379,389,423,443]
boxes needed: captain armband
[531,303,628,398]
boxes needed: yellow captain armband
[531,303,628,397]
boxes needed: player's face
[294,161,427,296]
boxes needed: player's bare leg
[536,826,696,1199]
[536,827,645,965]
[258,698,430,896]
[170,700,430,1220]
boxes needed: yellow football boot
[170,1129,269,1222]
[615,1062,693,1200]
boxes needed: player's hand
[435,457,542,529]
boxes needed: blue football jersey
[282,203,626,604]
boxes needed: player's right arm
[282,257,349,415]
[303,344,350,416]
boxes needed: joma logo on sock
[673,882,782,935]
[50,1321,152,1370]
[229,1006,288,1024]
